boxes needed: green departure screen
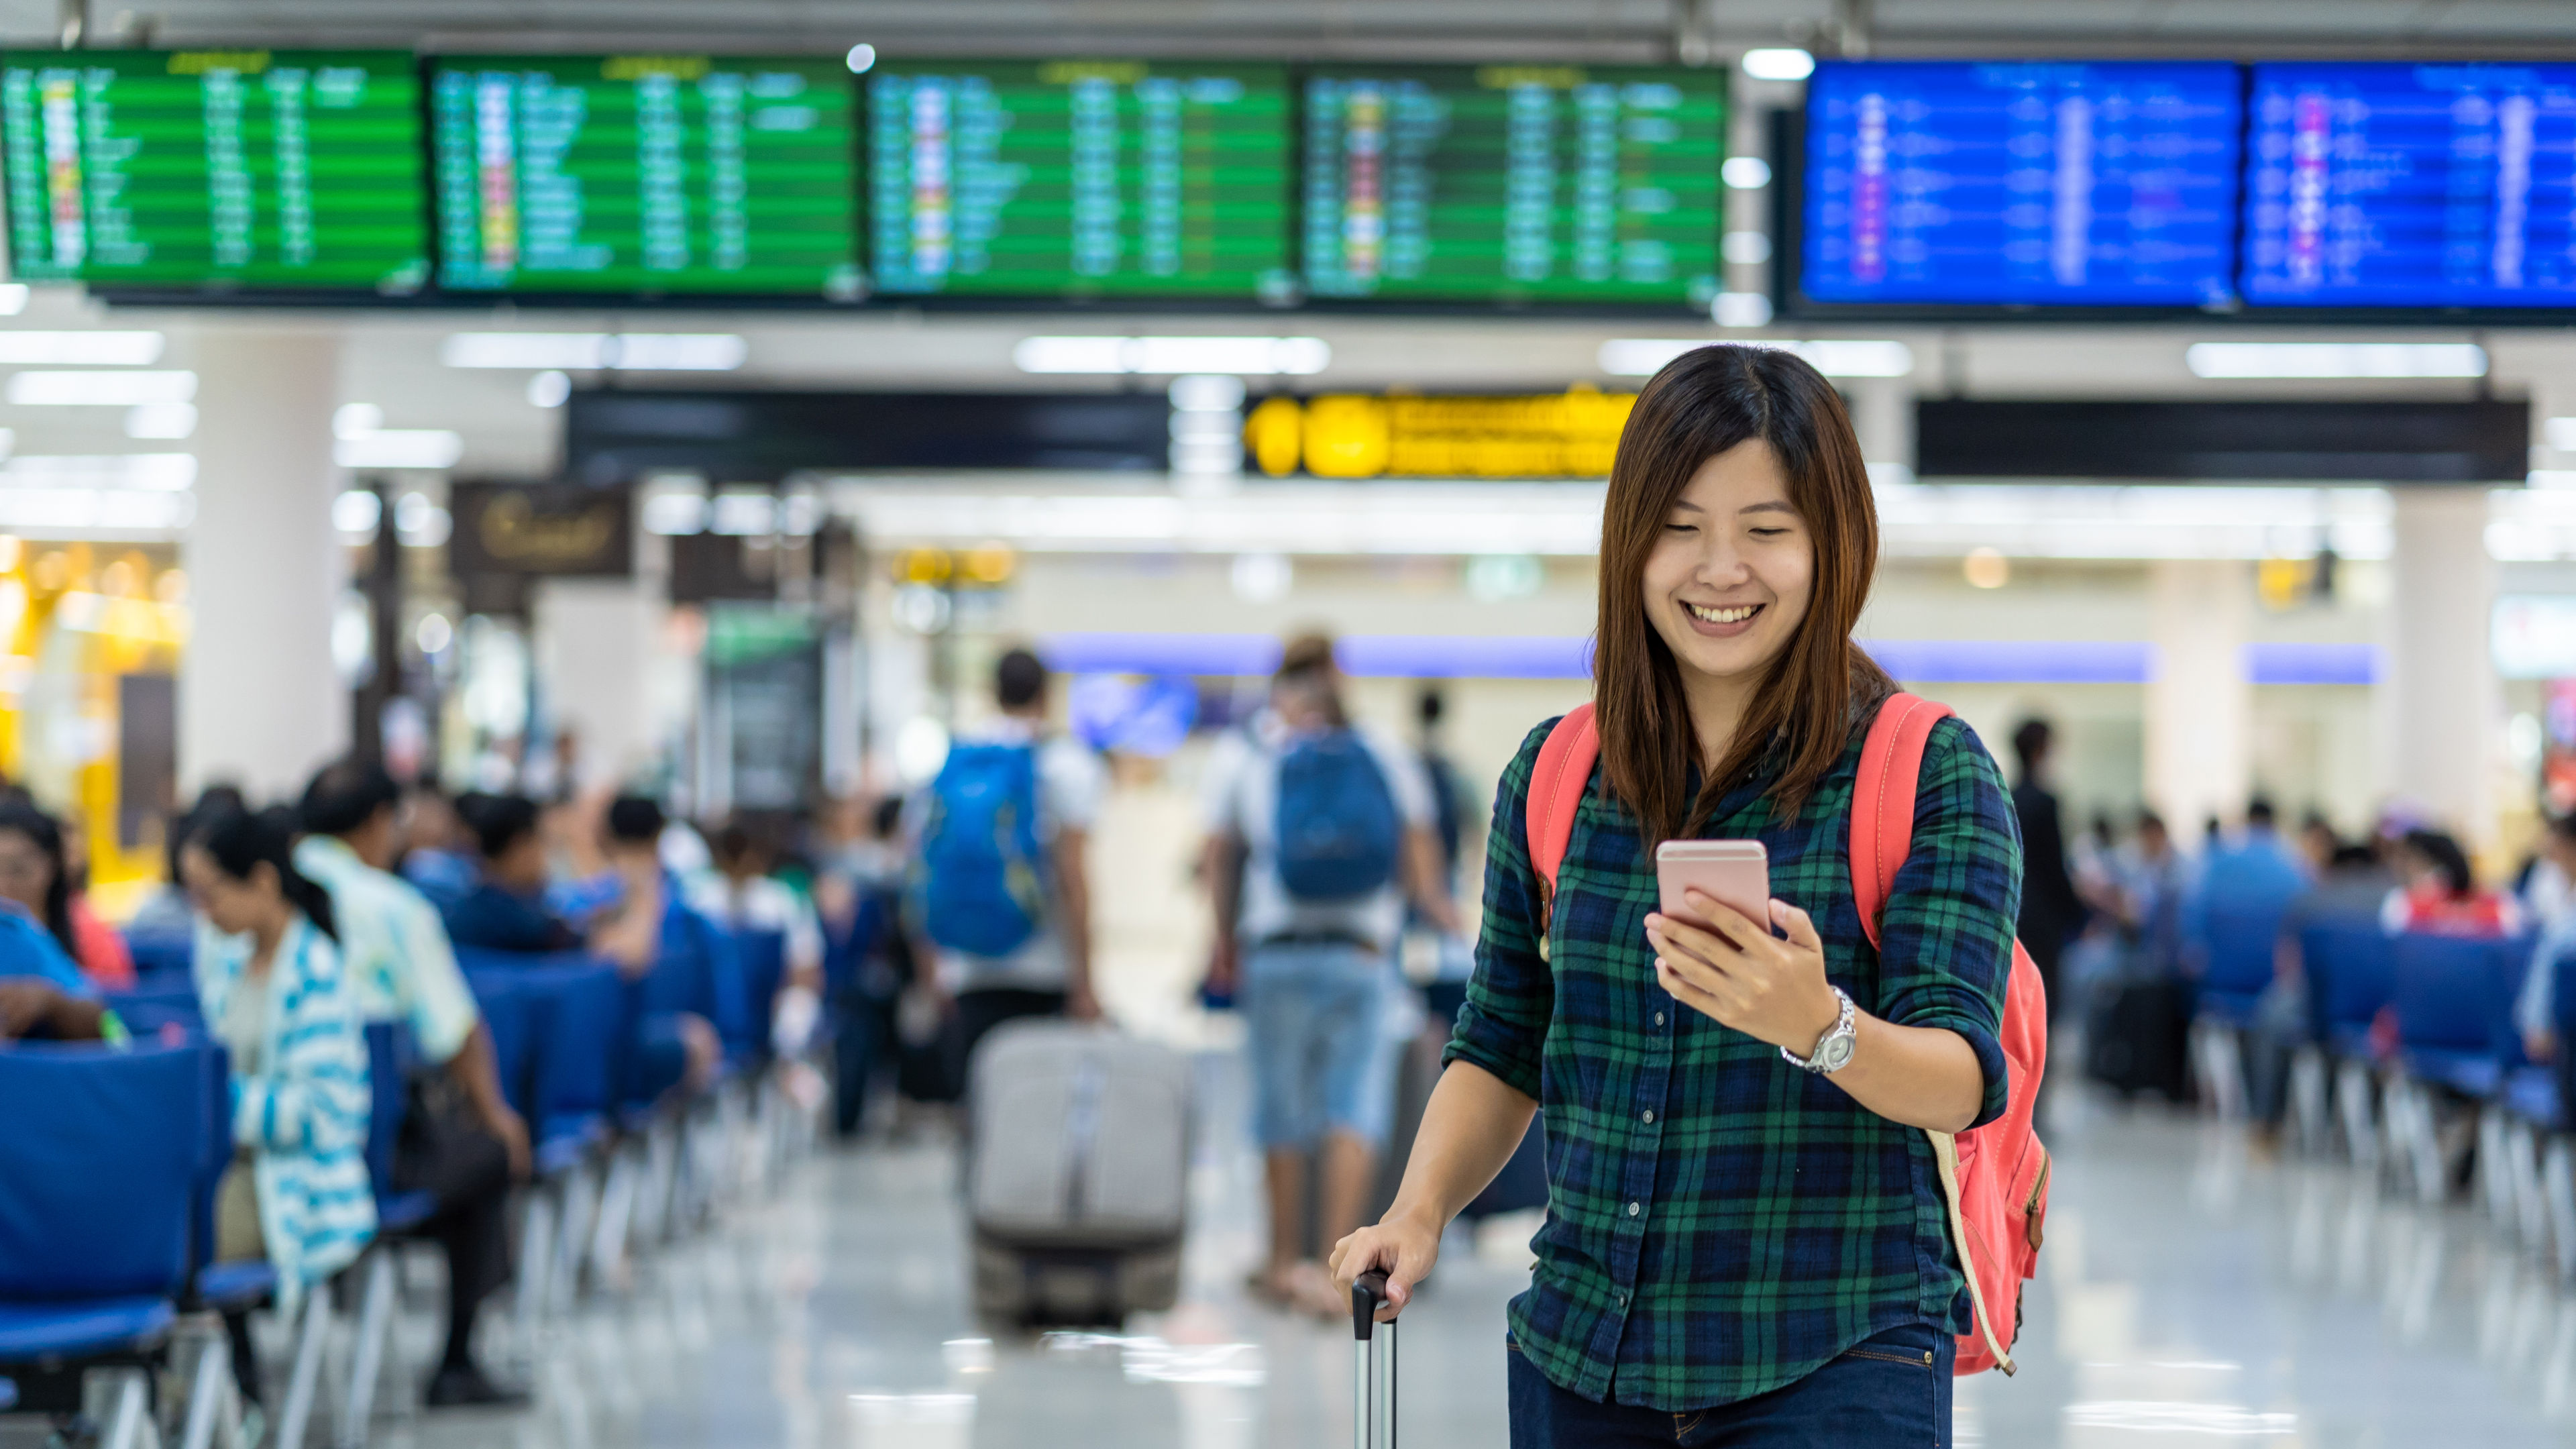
[431,54,858,295]
[866,59,1292,299]
[0,49,427,291]
[1301,64,1725,307]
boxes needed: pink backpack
[1525,694,2049,1377]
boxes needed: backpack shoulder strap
[1525,706,1599,935]
[1849,692,1953,951]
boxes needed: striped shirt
[195,914,376,1306]
[1445,708,2020,1411]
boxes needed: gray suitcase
[967,1020,1190,1325]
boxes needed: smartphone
[1654,841,1771,932]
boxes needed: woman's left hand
[1646,891,1839,1055]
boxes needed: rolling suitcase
[967,1019,1190,1325]
[1352,1271,1398,1448]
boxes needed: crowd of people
[2002,714,2573,1136]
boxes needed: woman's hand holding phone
[1646,892,1841,1056]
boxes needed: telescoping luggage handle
[1352,1270,1398,1449]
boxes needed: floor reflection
[381,1071,2576,1449]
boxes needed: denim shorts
[1506,1322,1953,1448]
[1241,941,1389,1150]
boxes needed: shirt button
[1641,1110,1654,1124]
[1654,1012,1666,1026]
[1627,1201,1641,1217]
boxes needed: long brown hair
[1593,344,1894,846]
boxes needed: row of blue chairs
[3,922,805,1447]
[2194,910,2576,1271]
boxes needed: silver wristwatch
[1782,987,1858,1075]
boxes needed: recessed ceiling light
[5,370,195,405]
[1741,49,1815,82]
[2184,342,2486,379]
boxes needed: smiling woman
[1330,343,2027,1449]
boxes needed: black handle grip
[1352,1270,1391,1340]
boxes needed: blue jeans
[1507,1324,1952,1448]
[1241,941,1387,1150]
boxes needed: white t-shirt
[1202,720,1436,955]
[910,717,1107,992]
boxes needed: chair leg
[103,1368,154,1449]
[2338,1059,2380,1172]
[2514,1122,2551,1251]
[592,1146,639,1288]
[554,1161,597,1307]
[639,1120,676,1245]
[180,1331,242,1449]
[274,1288,331,1449]
[2549,1138,2576,1284]
[2406,1081,2449,1206]
[517,1184,557,1353]
[2481,1106,2519,1230]
[337,1248,398,1448]
[2290,1047,2329,1156]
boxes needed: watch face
[1818,1032,1856,1073]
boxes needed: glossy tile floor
[374,1065,2576,1449]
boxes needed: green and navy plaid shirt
[1446,708,2020,1411]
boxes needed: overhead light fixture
[333,402,384,439]
[0,284,27,316]
[2544,416,2576,451]
[0,331,164,365]
[527,370,572,408]
[2184,342,2487,379]
[846,43,877,74]
[332,489,382,535]
[438,332,747,371]
[0,453,197,490]
[335,430,464,470]
[123,403,196,440]
[0,487,193,532]
[1597,337,1912,378]
[5,370,197,405]
[1741,48,1815,82]
[1013,335,1331,376]
[1712,292,1774,328]
[1721,157,1772,190]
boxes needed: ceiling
[10,0,2576,58]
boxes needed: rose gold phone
[1654,841,1771,932]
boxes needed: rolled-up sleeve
[1443,721,1557,1102]
[1874,717,2021,1129]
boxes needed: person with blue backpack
[911,647,1106,1074]
[1201,632,1458,1318]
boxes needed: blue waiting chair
[123,932,193,983]
[2292,921,2400,1161]
[343,1022,437,1446]
[0,1040,227,1448]
[2385,933,2522,1204]
[486,958,627,1318]
[735,926,788,1065]
[462,969,541,1119]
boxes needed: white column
[2145,558,2254,836]
[180,329,345,796]
[2385,488,2500,850]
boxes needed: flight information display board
[431,54,858,295]
[2243,63,2576,308]
[865,59,1292,299]
[1301,64,1724,307]
[0,49,426,290]
[1800,60,2242,307]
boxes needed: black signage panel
[564,389,1173,484]
[1916,398,2529,482]
[448,481,635,576]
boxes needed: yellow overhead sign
[1244,387,1636,480]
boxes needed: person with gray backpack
[1201,633,1458,1317]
